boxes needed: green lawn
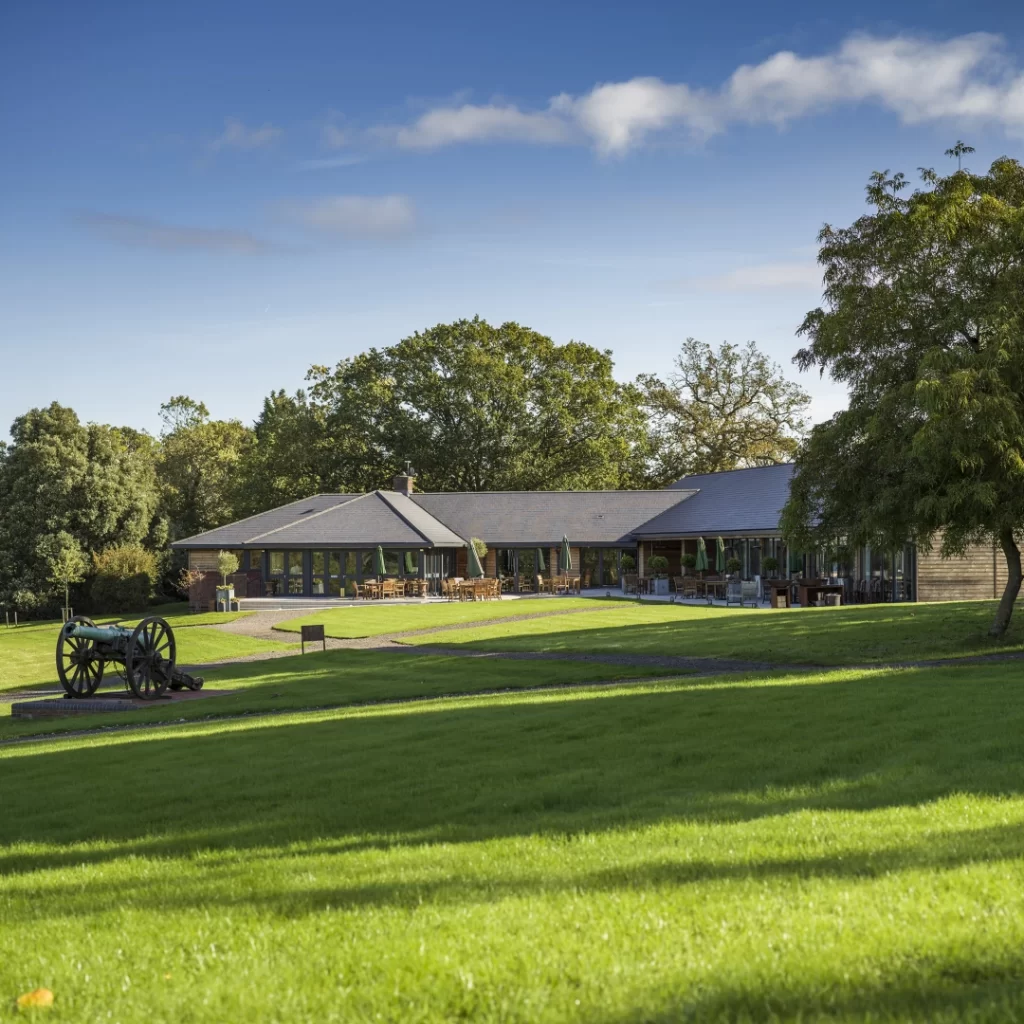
[3,662,1024,1021]
[275,596,601,638]
[0,610,292,693]
[399,598,1024,666]
[0,648,676,740]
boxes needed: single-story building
[171,464,1014,604]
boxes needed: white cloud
[392,103,572,148]
[76,212,270,252]
[376,32,1024,155]
[289,195,416,238]
[321,123,347,149]
[683,262,823,292]
[208,117,282,152]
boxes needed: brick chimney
[392,461,416,495]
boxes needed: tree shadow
[2,664,1023,879]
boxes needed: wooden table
[764,580,792,608]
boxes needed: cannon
[56,616,204,700]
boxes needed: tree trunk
[989,528,1023,637]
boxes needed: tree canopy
[783,152,1024,635]
[638,338,810,485]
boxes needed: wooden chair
[622,573,638,595]
[518,575,535,593]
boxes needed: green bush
[620,555,636,573]
[726,557,742,575]
[91,544,158,613]
[647,555,670,577]
[681,553,697,570]
[762,556,779,574]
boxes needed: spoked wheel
[56,615,105,698]
[124,616,175,700]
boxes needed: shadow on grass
[3,663,1024,878]
[435,599,1024,665]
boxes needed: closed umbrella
[716,537,726,573]
[467,543,485,579]
[559,536,573,573]
[374,545,387,579]
[695,537,709,572]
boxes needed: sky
[2,0,1023,440]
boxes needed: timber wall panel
[188,550,219,571]
[916,537,998,603]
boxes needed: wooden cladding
[916,534,1022,603]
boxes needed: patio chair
[740,580,758,607]
[622,573,638,595]
[518,575,535,593]
[676,575,698,600]
[725,580,743,606]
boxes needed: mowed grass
[275,596,600,638]
[0,649,676,739]
[399,598,1024,666]
[3,664,1024,1021]
[0,608,292,693]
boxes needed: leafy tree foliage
[40,531,88,612]
[90,543,158,613]
[307,318,650,491]
[0,403,161,608]
[638,339,810,485]
[157,397,251,540]
[783,152,1024,635]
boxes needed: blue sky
[2,0,1023,440]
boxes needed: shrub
[762,556,779,574]
[726,557,742,575]
[647,555,670,577]
[91,544,158,613]
[620,555,636,572]
[681,553,697,570]
[217,550,240,584]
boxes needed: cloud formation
[379,32,1024,155]
[76,212,270,252]
[209,117,282,152]
[288,195,417,238]
[683,262,823,292]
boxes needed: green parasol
[695,537,709,572]
[716,537,726,573]
[374,545,387,578]
[467,543,485,579]
[559,536,573,573]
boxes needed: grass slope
[0,611,291,693]
[2,663,1024,1021]
[0,649,675,740]
[400,598,1024,665]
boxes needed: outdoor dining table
[701,579,728,602]
[362,581,383,600]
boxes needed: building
[171,464,1012,604]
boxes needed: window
[269,551,285,576]
[248,550,265,574]
[311,551,326,596]
[517,548,536,582]
[580,548,599,588]
[404,550,418,576]
[287,551,303,594]
[360,550,376,579]
[383,549,400,575]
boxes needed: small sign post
[301,624,326,655]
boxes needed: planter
[652,578,670,596]
[215,585,235,612]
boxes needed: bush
[681,553,697,570]
[762,556,779,574]
[647,555,670,577]
[726,557,742,575]
[91,544,158,613]
[620,555,636,573]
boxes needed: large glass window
[248,550,265,575]
[287,551,303,594]
[580,548,599,588]
[360,550,376,579]
[517,548,537,584]
[404,550,418,576]
[603,550,621,586]
[311,551,326,595]
[269,551,285,576]
[382,549,400,575]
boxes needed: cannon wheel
[124,616,175,700]
[56,615,105,698]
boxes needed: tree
[637,339,810,485]
[90,543,158,613]
[783,151,1024,636]
[40,532,88,613]
[157,397,251,539]
[217,550,240,584]
[0,403,161,608]
[307,318,649,492]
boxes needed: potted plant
[216,550,240,611]
[762,555,779,578]
[725,556,743,579]
[648,554,671,595]
[619,554,636,592]
[680,553,697,574]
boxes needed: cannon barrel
[61,621,134,644]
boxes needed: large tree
[783,150,1024,635]
[637,338,810,485]
[157,397,251,539]
[306,318,650,491]
[0,403,161,607]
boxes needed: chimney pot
[393,464,416,495]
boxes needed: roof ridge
[245,493,369,543]
[375,490,468,546]
[411,488,687,496]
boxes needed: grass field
[275,597,601,638]
[0,606,292,693]
[396,598,1024,666]
[3,661,1024,1021]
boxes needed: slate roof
[633,464,796,537]
[411,490,694,546]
